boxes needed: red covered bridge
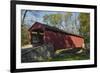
[28,22,85,51]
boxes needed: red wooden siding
[44,31,66,50]
[69,36,84,48]
[43,31,84,50]
[29,22,84,51]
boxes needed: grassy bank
[50,49,90,61]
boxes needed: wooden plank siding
[28,22,84,51]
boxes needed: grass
[51,53,89,61]
[50,49,90,61]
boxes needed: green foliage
[43,14,62,27]
[21,24,30,46]
[50,51,89,61]
[79,13,90,43]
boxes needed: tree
[43,14,62,28]
[22,10,28,25]
[43,13,73,29]
[79,13,90,44]
[21,25,30,46]
[64,12,73,32]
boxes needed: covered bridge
[28,22,84,51]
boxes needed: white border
[16,5,94,69]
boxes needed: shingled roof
[29,22,83,38]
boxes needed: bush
[21,25,30,46]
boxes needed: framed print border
[10,0,97,72]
